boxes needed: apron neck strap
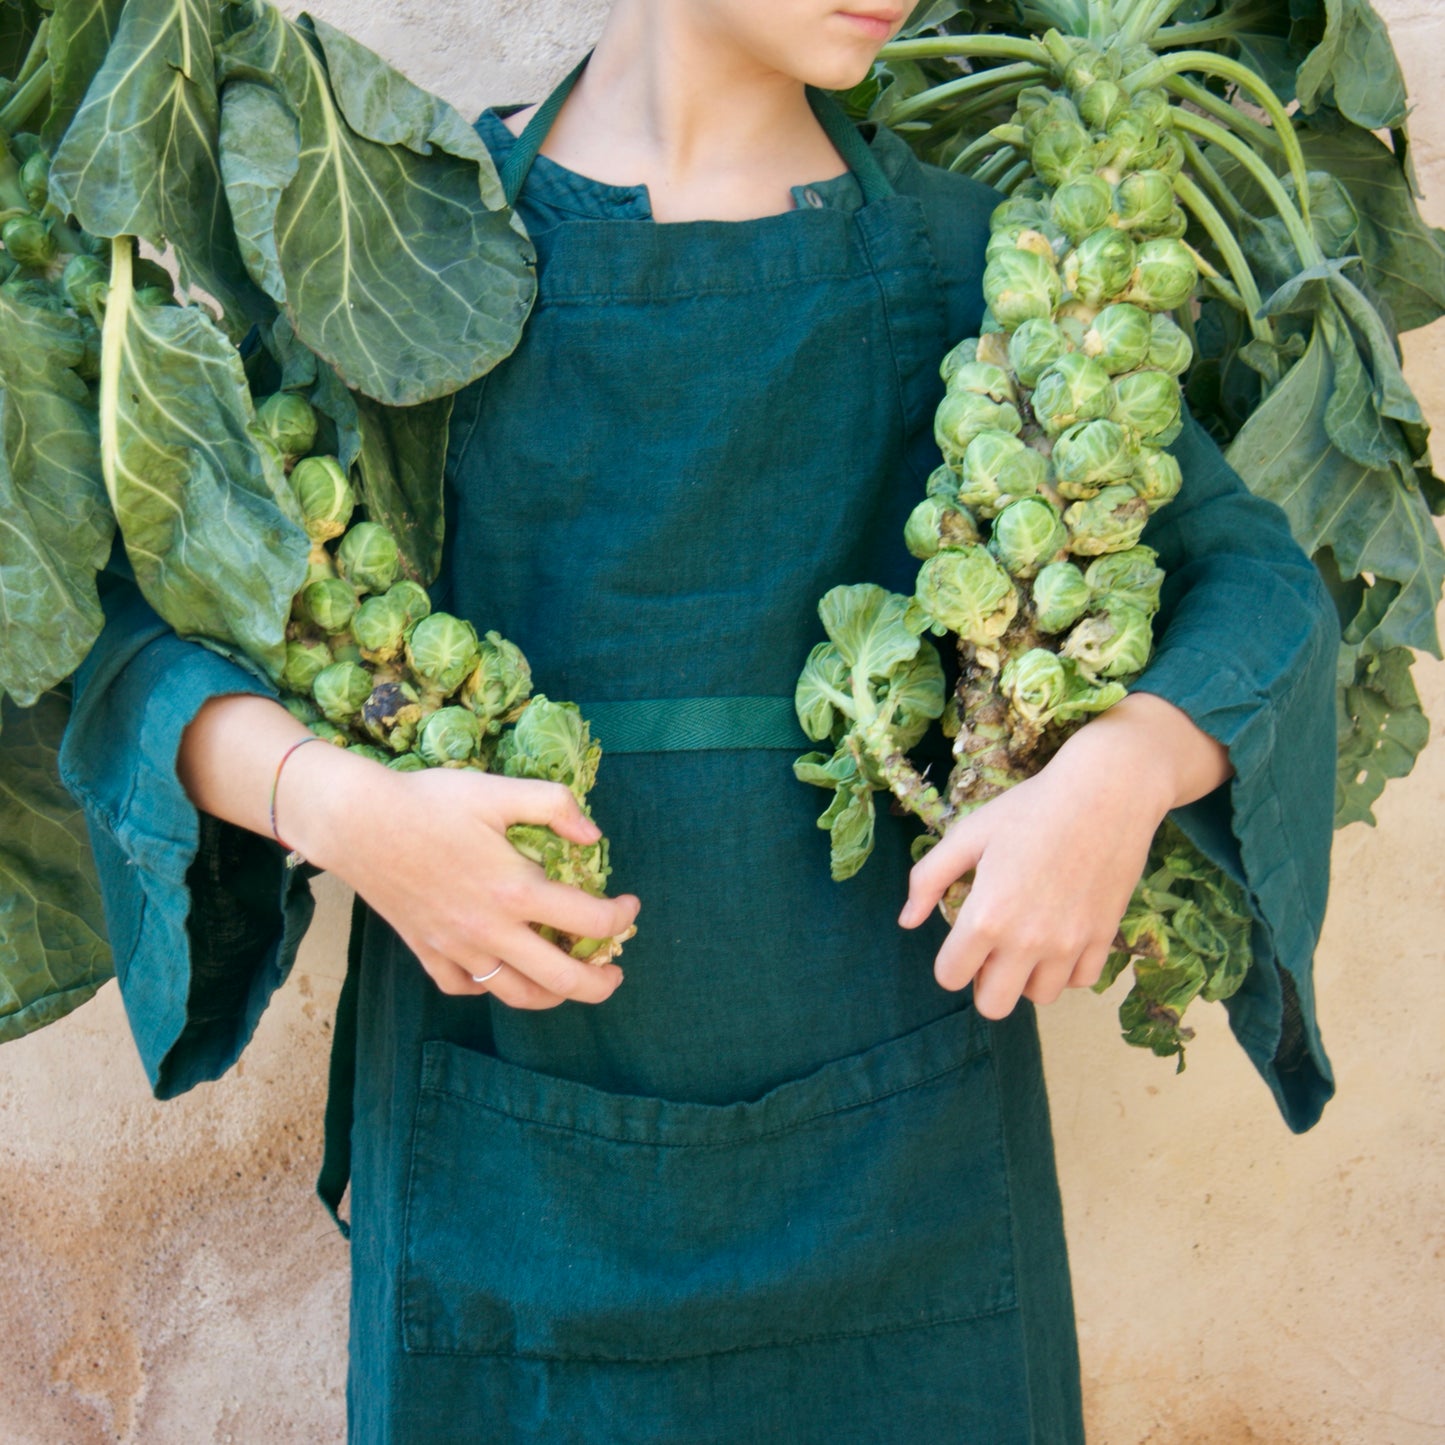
[500,55,896,210]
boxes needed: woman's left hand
[897,692,1232,1019]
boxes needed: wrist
[274,739,393,875]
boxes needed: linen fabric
[58,98,1338,1445]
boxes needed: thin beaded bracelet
[270,734,327,867]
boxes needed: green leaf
[818,583,922,682]
[795,640,854,741]
[42,0,127,147]
[216,7,535,406]
[99,255,309,679]
[0,687,113,1045]
[1295,0,1408,130]
[1297,121,1445,335]
[0,293,111,707]
[826,785,876,882]
[1226,321,1445,658]
[48,0,270,333]
[793,746,858,791]
[352,390,450,586]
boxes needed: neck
[520,1,849,221]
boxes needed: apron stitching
[417,1043,986,1149]
[851,215,916,457]
[401,1299,1022,1364]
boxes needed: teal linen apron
[332,65,1083,1443]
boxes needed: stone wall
[1,3,1441,1440]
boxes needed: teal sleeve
[1133,407,1339,1132]
[57,567,317,1100]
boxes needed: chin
[794,47,883,92]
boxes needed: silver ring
[470,963,505,984]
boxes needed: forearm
[176,693,356,857]
[1063,691,1233,818]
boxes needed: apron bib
[333,63,1082,1443]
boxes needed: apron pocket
[400,1005,1017,1361]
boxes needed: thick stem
[0,61,51,137]
[1172,172,1272,342]
[997,159,1034,195]
[849,722,956,835]
[1129,51,1311,227]
[1179,133,1243,227]
[879,36,1055,67]
[1155,1,1274,49]
[887,62,1050,126]
[1169,106,1320,268]
[972,144,1021,188]
[1163,73,1278,156]
[12,19,50,91]
[98,238,133,515]
[949,129,1015,176]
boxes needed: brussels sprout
[406,611,480,697]
[329,635,363,665]
[361,680,425,752]
[947,360,1016,403]
[496,695,602,800]
[1130,88,1172,130]
[1143,134,1186,180]
[1113,170,1176,235]
[1020,90,1076,142]
[938,336,978,383]
[1121,238,1197,312]
[1100,111,1157,175]
[925,463,962,501]
[1062,228,1136,307]
[418,705,484,766]
[1055,656,1128,722]
[61,254,108,315]
[1130,446,1184,510]
[290,456,356,543]
[1146,313,1193,376]
[1062,485,1150,555]
[310,720,350,746]
[312,660,373,725]
[914,545,1019,646]
[1000,647,1068,727]
[990,195,1051,232]
[280,638,333,694]
[1031,352,1115,437]
[1007,316,1070,388]
[256,392,319,465]
[385,579,433,627]
[934,386,1022,458]
[957,431,1047,516]
[1111,368,1183,445]
[1076,79,1127,131]
[1050,174,1113,245]
[1084,546,1164,615]
[460,630,534,728]
[1060,41,1116,92]
[301,577,359,634]
[337,520,401,595]
[1031,117,1094,186]
[975,331,1011,370]
[904,495,981,559]
[1060,602,1153,679]
[1081,303,1153,374]
[1052,418,1134,497]
[352,591,411,663]
[1032,560,1093,633]
[19,151,48,212]
[988,496,1068,579]
[387,752,428,772]
[985,226,1061,265]
[982,248,1063,329]
[2,215,57,269]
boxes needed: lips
[836,10,905,39]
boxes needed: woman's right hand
[178,694,637,1010]
[288,745,638,1009]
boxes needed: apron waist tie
[577,695,808,753]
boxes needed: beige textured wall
[2,3,1442,1441]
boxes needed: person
[57,1,1339,1440]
